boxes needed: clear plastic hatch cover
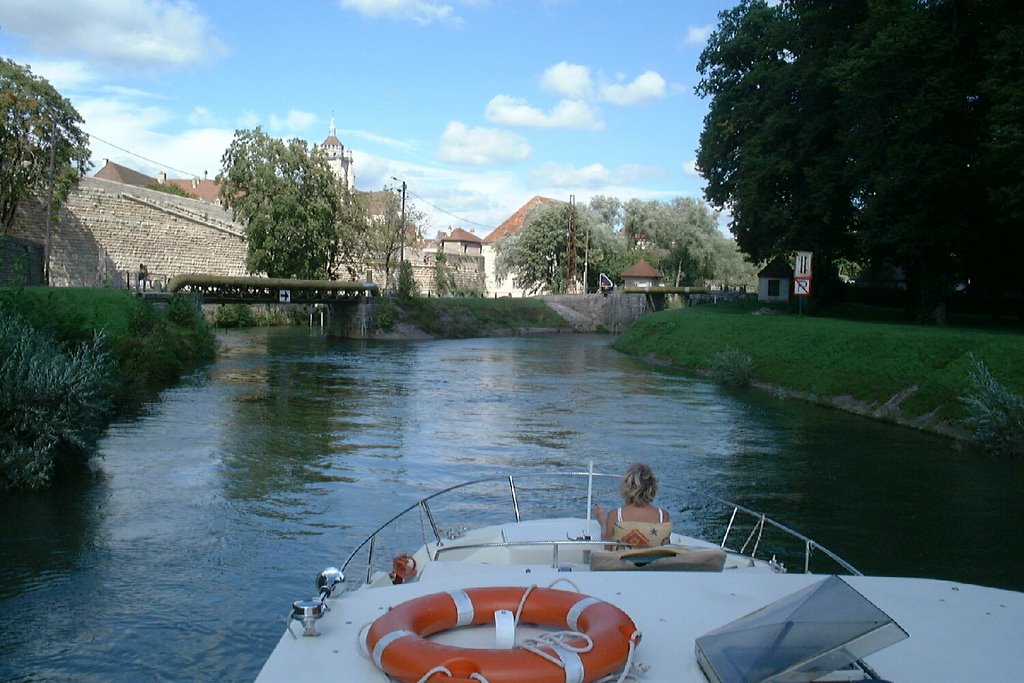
[695,576,908,683]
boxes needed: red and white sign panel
[794,277,811,296]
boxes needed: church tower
[322,116,355,191]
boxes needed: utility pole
[43,122,57,286]
[566,195,577,294]
[392,177,407,264]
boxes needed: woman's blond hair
[620,462,658,505]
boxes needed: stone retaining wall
[9,177,247,288]
[7,177,486,295]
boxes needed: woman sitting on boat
[593,462,672,546]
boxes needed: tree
[696,1,865,307]
[355,185,427,290]
[433,250,456,295]
[217,128,352,279]
[0,59,91,232]
[697,0,1024,321]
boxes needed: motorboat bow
[256,469,1024,682]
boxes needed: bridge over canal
[167,274,380,337]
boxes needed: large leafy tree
[696,1,865,305]
[0,59,91,232]
[218,128,356,279]
[697,0,1024,321]
[497,197,622,294]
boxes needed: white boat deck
[257,517,1024,682]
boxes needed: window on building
[768,279,780,297]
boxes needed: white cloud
[76,96,231,178]
[530,162,664,189]
[339,128,414,150]
[685,24,714,47]
[0,0,225,69]
[485,95,602,130]
[338,0,457,24]
[236,111,261,130]
[269,110,318,133]
[438,121,530,165]
[532,162,612,188]
[540,61,592,100]
[187,106,216,126]
[600,71,666,106]
[19,59,98,91]
[683,159,701,177]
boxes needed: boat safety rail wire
[338,471,860,583]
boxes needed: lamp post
[391,177,406,265]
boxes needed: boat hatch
[695,575,908,683]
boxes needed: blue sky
[0,0,738,237]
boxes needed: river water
[2,328,1022,681]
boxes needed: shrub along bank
[0,287,216,489]
[613,301,1024,453]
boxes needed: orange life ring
[364,585,639,683]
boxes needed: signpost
[793,251,812,315]
[278,289,291,303]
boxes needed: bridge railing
[167,273,379,304]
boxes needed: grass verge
[613,301,1024,435]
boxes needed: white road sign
[794,251,813,278]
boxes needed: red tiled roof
[621,260,663,278]
[323,135,342,147]
[443,227,482,243]
[165,178,222,203]
[483,195,559,244]
[95,159,156,188]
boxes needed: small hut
[757,257,793,302]
[621,260,663,289]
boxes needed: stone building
[481,195,558,297]
[321,117,355,191]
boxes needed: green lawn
[614,301,1024,425]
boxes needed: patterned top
[610,507,672,546]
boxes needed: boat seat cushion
[589,546,726,572]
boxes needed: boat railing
[339,470,860,584]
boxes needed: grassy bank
[1,287,216,489]
[0,287,216,404]
[613,301,1024,438]
[386,297,572,338]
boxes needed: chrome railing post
[421,500,442,546]
[365,533,376,584]
[509,475,521,522]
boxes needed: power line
[86,131,204,179]
[406,189,496,232]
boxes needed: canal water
[2,328,1022,681]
